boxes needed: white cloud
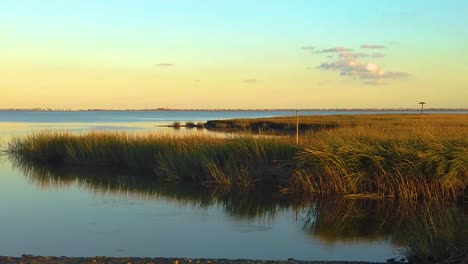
[318,59,409,85]
[312,43,407,85]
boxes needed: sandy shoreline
[0,256,389,264]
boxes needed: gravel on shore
[0,256,387,264]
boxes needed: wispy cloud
[360,44,386,49]
[155,63,174,67]
[317,47,353,53]
[313,47,386,60]
[243,79,258,83]
[301,46,315,51]
[338,52,369,59]
[336,52,386,59]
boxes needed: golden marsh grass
[7,114,468,200]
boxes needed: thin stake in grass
[296,110,299,144]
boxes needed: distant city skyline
[1,0,467,109]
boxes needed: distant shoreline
[0,256,386,264]
[1,108,467,112]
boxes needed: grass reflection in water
[13,159,467,264]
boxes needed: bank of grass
[7,115,468,200]
[205,114,468,133]
[290,126,468,200]
[8,132,298,189]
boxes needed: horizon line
[1,108,468,112]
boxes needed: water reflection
[13,159,468,262]
[16,160,293,220]
[304,197,467,262]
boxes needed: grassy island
[204,114,468,133]
[7,114,468,200]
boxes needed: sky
[1,0,467,109]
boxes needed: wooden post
[296,110,299,144]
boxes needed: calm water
[0,110,466,261]
[1,110,467,123]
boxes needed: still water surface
[0,111,465,261]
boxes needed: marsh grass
[205,114,468,138]
[8,115,468,200]
[206,114,468,131]
[5,114,468,264]
[8,132,298,189]
[288,126,468,200]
